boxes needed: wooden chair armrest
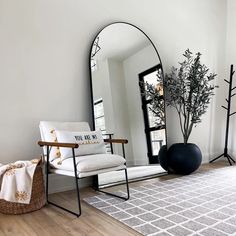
[103,139,128,144]
[38,141,79,148]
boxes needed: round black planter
[167,143,202,175]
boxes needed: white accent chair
[38,121,129,217]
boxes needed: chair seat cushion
[51,153,126,174]
[50,165,126,178]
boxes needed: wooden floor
[0,160,231,236]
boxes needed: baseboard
[47,174,92,194]
[202,152,210,164]
[46,153,211,194]
[134,154,210,165]
[208,152,218,163]
[134,159,149,166]
[208,151,236,164]
[126,160,135,166]
[229,151,236,160]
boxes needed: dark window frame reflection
[139,64,166,164]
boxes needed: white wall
[219,0,236,159]
[108,59,134,166]
[0,0,228,191]
[92,59,135,166]
[123,45,159,165]
[160,1,227,164]
[92,59,115,133]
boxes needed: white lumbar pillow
[55,130,107,160]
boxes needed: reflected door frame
[139,64,165,164]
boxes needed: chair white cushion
[39,121,91,161]
[51,153,126,175]
[50,165,126,178]
[55,130,106,160]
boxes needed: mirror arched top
[89,22,166,168]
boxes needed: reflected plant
[143,70,165,126]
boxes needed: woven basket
[0,165,46,215]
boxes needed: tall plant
[165,49,217,144]
[143,49,217,144]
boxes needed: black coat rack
[210,65,236,165]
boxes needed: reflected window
[94,99,106,134]
[151,130,166,156]
[94,99,111,153]
[139,65,166,164]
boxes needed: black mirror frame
[88,21,168,150]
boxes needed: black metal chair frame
[39,140,130,217]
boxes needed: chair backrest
[39,121,91,160]
[39,121,91,141]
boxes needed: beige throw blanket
[0,159,39,204]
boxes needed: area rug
[84,166,236,236]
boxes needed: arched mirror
[89,22,167,187]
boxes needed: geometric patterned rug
[84,166,236,236]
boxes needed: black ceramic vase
[167,143,202,175]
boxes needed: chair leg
[72,147,82,217]
[124,168,130,200]
[45,147,82,217]
[96,168,130,201]
[45,146,49,203]
[74,171,82,217]
[46,172,81,217]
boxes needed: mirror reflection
[90,23,167,186]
